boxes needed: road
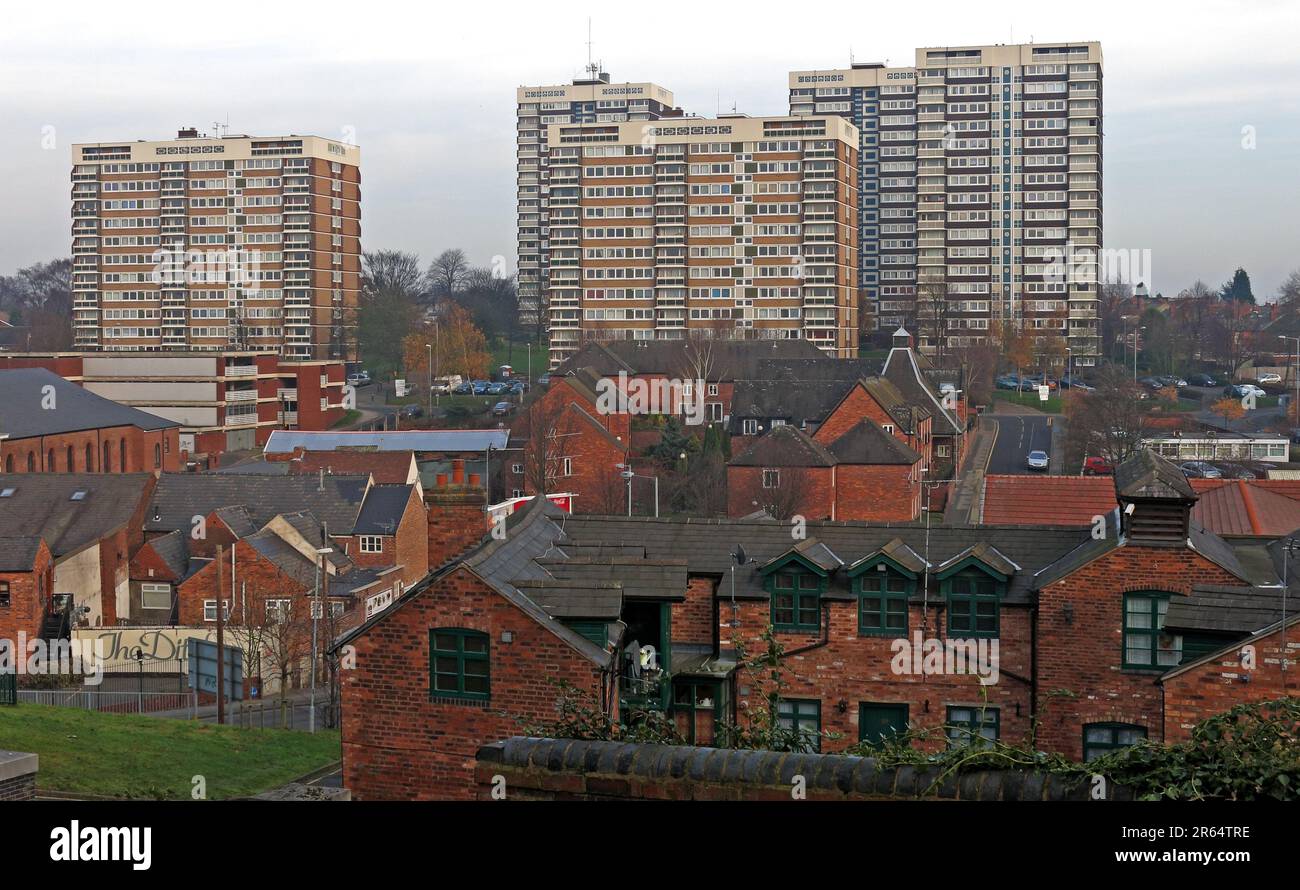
[987,413,1054,475]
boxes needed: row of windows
[3,438,165,473]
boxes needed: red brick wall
[339,566,608,799]
[726,465,835,519]
[0,425,179,474]
[521,403,628,515]
[1162,626,1300,743]
[834,464,920,521]
[812,385,932,468]
[176,539,311,626]
[0,541,53,642]
[426,487,488,569]
[671,577,718,647]
[1035,544,1244,758]
[721,597,1033,752]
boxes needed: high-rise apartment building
[517,69,681,333]
[790,42,1102,365]
[71,130,362,361]
[544,114,860,367]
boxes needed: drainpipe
[784,601,832,658]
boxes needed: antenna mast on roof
[584,17,602,81]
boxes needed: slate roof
[0,368,179,439]
[827,419,921,465]
[354,485,415,536]
[0,473,154,557]
[145,529,190,578]
[881,346,962,435]
[212,505,257,538]
[727,379,855,432]
[244,529,319,589]
[512,580,624,620]
[146,473,370,536]
[847,537,929,574]
[1160,614,1300,679]
[1166,584,1293,635]
[535,557,688,601]
[753,357,885,383]
[0,536,44,572]
[1115,449,1197,500]
[263,429,509,455]
[730,424,837,468]
[553,338,826,380]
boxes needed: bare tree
[1062,366,1147,468]
[915,269,953,362]
[753,466,815,521]
[427,249,469,300]
[362,250,425,298]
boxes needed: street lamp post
[426,343,433,417]
[1279,336,1300,428]
[310,540,334,734]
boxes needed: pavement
[944,418,997,526]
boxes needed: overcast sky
[2,0,1298,298]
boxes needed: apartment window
[707,383,719,396]
[777,698,822,752]
[203,599,231,622]
[266,599,292,623]
[140,583,171,610]
[359,535,384,553]
[770,571,821,632]
[742,419,758,435]
[859,703,909,748]
[3,456,10,473]
[946,569,1000,638]
[858,569,910,635]
[946,706,999,748]
[1123,592,1181,669]
[762,468,780,489]
[1083,723,1147,762]
[0,582,9,607]
[511,463,524,474]
[430,628,490,702]
[329,601,346,618]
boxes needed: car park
[536,373,552,387]
[1186,373,1217,387]
[486,382,510,396]
[1026,450,1050,471]
[1225,383,1265,399]
[431,375,463,394]
[1257,372,1283,384]
[1179,460,1222,479]
[471,380,491,395]
[452,382,474,395]
[491,401,516,417]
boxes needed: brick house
[0,536,55,643]
[332,450,1298,798]
[0,473,155,628]
[0,368,180,474]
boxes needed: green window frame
[672,680,722,745]
[945,569,1000,638]
[1083,723,1147,762]
[770,571,822,632]
[859,702,909,748]
[857,570,910,635]
[945,705,999,749]
[430,628,490,703]
[1123,592,1182,669]
[777,698,822,752]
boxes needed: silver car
[1026,450,1049,471]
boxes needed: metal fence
[17,688,197,715]
[225,698,340,732]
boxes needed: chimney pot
[452,459,465,485]
[468,473,481,487]
[436,473,449,487]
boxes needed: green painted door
[859,703,909,747]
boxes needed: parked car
[1257,372,1283,385]
[1138,376,1165,390]
[1212,462,1257,480]
[486,382,510,396]
[471,380,491,395]
[1026,450,1050,471]
[536,373,552,387]
[1186,374,1217,387]
[1179,461,1222,479]
[346,371,371,386]
[508,381,528,395]
[1082,456,1114,476]
[491,401,516,417]
[1225,383,1265,399]
[401,404,423,419]
[452,382,474,395]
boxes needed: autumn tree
[403,302,491,382]
[1212,396,1247,428]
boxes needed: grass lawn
[993,391,1063,413]
[0,704,339,799]
[490,339,547,381]
[330,408,361,429]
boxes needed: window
[859,703,909,747]
[1123,592,1181,668]
[742,418,758,435]
[120,439,127,470]
[1083,723,1147,761]
[140,583,171,610]
[26,452,34,472]
[771,571,821,631]
[102,441,111,472]
[154,444,162,468]
[562,457,573,476]
[762,468,780,489]
[708,383,719,396]
[266,599,292,623]
[946,705,999,748]
[86,444,93,471]
[329,601,345,618]
[946,569,1000,637]
[66,445,74,470]
[858,569,909,635]
[48,449,55,470]
[359,535,384,553]
[777,698,822,752]
[0,582,9,607]
[430,628,490,702]
[512,463,524,474]
[3,456,11,473]
[203,599,231,622]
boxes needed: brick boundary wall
[0,751,39,801]
[475,738,1136,801]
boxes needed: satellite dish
[732,544,747,565]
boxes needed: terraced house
[333,449,1296,799]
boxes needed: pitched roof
[730,424,837,468]
[980,475,1117,526]
[847,537,929,574]
[0,368,178,438]
[0,473,154,557]
[146,473,370,536]
[1166,583,1294,635]
[827,419,921,466]
[727,379,854,432]
[0,536,44,572]
[753,357,885,383]
[881,346,962,435]
[263,429,509,455]
[353,485,415,536]
[143,529,190,578]
[511,580,624,620]
[1191,480,1300,537]
[1114,449,1197,500]
[244,529,318,590]
[212,505,257,538]
[290,451,416,485]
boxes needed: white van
[431,375,463,394]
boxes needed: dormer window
[770,571,821,632]
[945,569,1001,638]
[857,568,910,635]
